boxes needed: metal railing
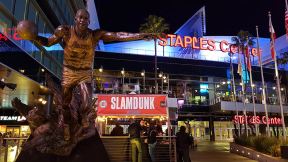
[0,138,27,162]
[0,136,176,162]
[101,136,176,162]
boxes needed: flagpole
[256,26,270,136]
[246,39,258,136]
[239,46,249,137]
[269,12,286,140]
[230,53,240,137]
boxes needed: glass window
[0,1,13,11]
[38,18,45,34]
[14,0,25,20]
[28,3,36,23]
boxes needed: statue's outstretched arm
[34,25,69,47]
[95,30,153,42]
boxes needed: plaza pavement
[190,141,257,162]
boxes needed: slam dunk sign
[97,94,167,115]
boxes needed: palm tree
[231,30,255,137]
[139,15,169,94]
[278,52,288,65]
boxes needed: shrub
[234,135,254,148]
[235,135,281,157]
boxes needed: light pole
[159,72,163,94]
[162,75,166,94]
[99,65,103,93]
[141,70,145,93]
[121,68,125,93]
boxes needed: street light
[158,72,165,94]
[121,68,125,93]
[99,66,103,73]
[99,66,103,93]
[141,70,145,93]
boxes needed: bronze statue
[15,9,153,156]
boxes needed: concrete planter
[230,142,288,162]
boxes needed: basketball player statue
[14,9,153,156]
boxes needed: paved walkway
[190,141,256,162]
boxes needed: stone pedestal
[16,130,110,162]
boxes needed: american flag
[245,46,251,72]
[285,10,288,38]
[269,13,276,59]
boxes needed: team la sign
[158,34,260,55]
[97,94,167,115]
[233,115,282,125]
[0,116,26,121]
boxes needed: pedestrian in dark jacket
[111,123,124,136]
[176,126,192,162]
[147,122,157,162]
[128,120,144,162]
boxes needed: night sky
[95,0,287,38]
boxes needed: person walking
[128,119,144,162]
[176,126,192,162]
[147,122,157,162]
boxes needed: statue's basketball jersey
[62,26,96,87]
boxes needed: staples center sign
[97,94,167,115]
[158,34,260,55]
[233,115,282,125]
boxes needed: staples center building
[1,1,288,141]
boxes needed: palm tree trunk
[154,38,158,94]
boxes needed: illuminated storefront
[95,94,177,135]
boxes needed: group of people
[125,119,163,162]
[122,119,193,162]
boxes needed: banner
[97,94,167,116]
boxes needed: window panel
[14,0,25,20]
[28,3,36,23]
[0,0,13,11]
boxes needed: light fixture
[281,88,284,91]
[141,70,145,76]
[216,85,220,88]
[159,72,163,78]
[163,75,166,79]
[41,100,47,105]
[99,66,103,73]
[121,68,125,75]
[240,82,243,86]
[222,81,226,85]
[41,68,45,72]
[19,69,25,73]
[273,87,276,90]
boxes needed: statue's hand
[16,20,38,40]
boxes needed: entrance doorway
[6,126,20,137]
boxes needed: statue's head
[74,9,90,31]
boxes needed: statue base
[16,130,110,162]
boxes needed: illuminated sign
[0,21,22,41]
[233,115,282,125]
[97,94,167,115]
[158,34,260,56]
[200,83,208,93]
[0,28,22,41]
[0,116,26,121]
